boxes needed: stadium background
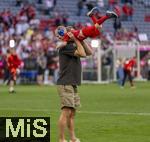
[0,0,150,142]
[0,0,149,83]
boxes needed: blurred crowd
[0,1,59,85]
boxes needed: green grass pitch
[0,82,150,142]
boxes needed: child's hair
[55,26,67,37]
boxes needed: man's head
[55,26,67,40]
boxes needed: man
[121,57,136,88]
[56,32,92,142]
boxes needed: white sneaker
[70,138,80,142]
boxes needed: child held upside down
[55,7,118,48]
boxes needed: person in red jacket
[7,48,21,93]
[121,57,136,87]
[122,3,133,21]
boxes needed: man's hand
[67,32,76,40]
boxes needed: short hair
[55,26,67,37]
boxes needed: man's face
[55,26,67,40]
[56,34,64,40]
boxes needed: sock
[96,15,109,25]
[90,15,97,24]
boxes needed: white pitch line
[0,108,150,116]
[78,111,150,116]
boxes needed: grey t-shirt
[57,42,81,85]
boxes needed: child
[55,7,118,48]
[121,57,136,88]
[7,47,21,93]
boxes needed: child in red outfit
[7,48,21,93]
[55,7,118,48]
[122,57,136,87]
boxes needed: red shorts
[9,68,17,80]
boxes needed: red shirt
[63,30,85,42]
[122,5,133,16]
[63,26,100,42]
[7,54,21,71]
[124,58,136,71]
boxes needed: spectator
[97,0,104,8]
[77,0,84,16]
[61,11,69,26]
[53,0,57,8]
[113,18,122,35]
[125,0,133,5]
[144,0,150,8]
[16,0,22,6]
[19,3,36,21]
[37,50,47,85]
[148,58,150,80]
[44,0,54,15]
[122,3,134,21]
[16,17,29,35]
[108,0,118,10]
[114,5,122,17]
[46,49,57,84]
[38,0,43,4]
[121,0,126,4]
[3,49,10,84]
[102,54,112,82]
[116,58,124,86]
[86,0,94,11]
[0,51,4,79]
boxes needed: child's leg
[90,15,97,24]
[90,15,110,26]
[96,15,110,25]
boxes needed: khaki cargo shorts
[57,85,81,109]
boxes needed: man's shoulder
[59,42,77,55]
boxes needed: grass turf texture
[0,82,150,142]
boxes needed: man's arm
[81,40,93,56]
[67,32,86,57]
[56,41,67,49]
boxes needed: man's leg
[58,107,71,142]
[57,85,77,142]
[68,86,81,142]
[67,108,76,142]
